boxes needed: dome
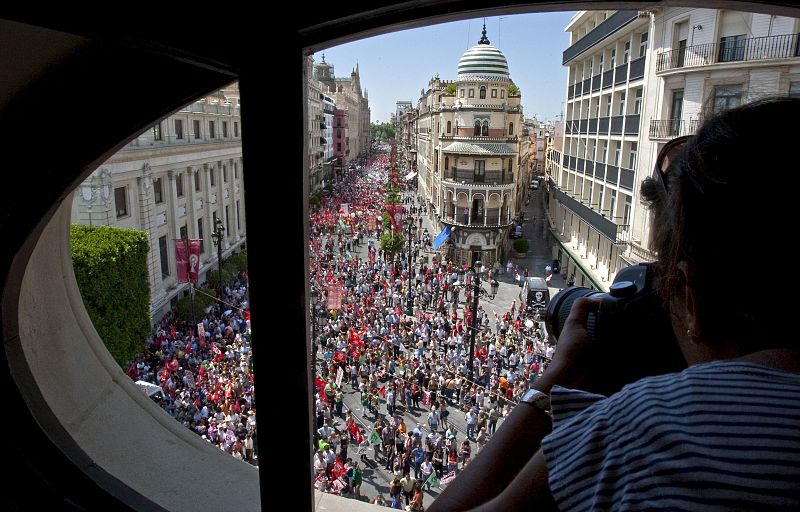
[456,25,510,81]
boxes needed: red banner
[385,204,403,232]
[326,283,342,311]
[176,239,202,284]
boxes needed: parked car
[510,224,523,239]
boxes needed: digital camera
[544,263,687,395]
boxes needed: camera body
[545,263,687,395]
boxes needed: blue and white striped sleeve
[548,385,608,424]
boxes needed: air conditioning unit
[637,11,651,19]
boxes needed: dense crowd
[309,149,554,508]
[127,275,257,465]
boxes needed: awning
[433,226,452,250]
[404,171,417,181]
[442,141,516,155]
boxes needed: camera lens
[545,286,603,340]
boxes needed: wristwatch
[520,388,551,416]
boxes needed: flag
[368,430,381,445]
[433,226,452,250]
[422,390,431,405]
[319,389,329,404]
[440,470,457,486]
[378,385,386,398]
[335,366,344,387]
[330,457,345,479]
[175,240,189,283]
[426,470,439,488]
[315,376,327,390]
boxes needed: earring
[686,328,692,337]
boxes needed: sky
[313,11,577,124]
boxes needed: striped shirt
[541,361,800,511]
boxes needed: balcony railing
[178,103,241,116]
[656,32,800,73]
[648,118,700,139]
[442,169,514,185]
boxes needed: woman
[429,98,800,511]
[409,482,425,511]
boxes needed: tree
[513,238,529,253]
[174,288,217,324]
[444,83,457,95]
[70,224,150,368]
[380,231,405,257]
[371,121,396,141]
[508,83,521,97]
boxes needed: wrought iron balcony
[648,118,700,140]
[656,32,800,73]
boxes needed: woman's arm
[428,298,603,512]
[469,450,557,512]
[426,403,552,512]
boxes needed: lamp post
[310,287,319,374]
[211,217,225,309]
[467,259,486,382]
[406,218,414,315]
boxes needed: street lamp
[310,287,319,374]
[467,259,487,382]
[406,219,414,315]
[211,216,225,308]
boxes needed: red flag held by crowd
[378,385,386,398]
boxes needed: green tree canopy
[380,231,405,257]
[371,121,396,141]
[70,224,150,368]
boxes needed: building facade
[546,10,651,290]
[415,26,524,267]
[71,87,247,320]
[546,8,800,291]
[315,59,371,164]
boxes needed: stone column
[137,169,162,314]
[166,170,180,285]
[203,162,214,265]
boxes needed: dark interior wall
[1,1,797,510]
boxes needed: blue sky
[313,11,576,124]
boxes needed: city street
[314,181,562,508]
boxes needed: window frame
[114,186,128,218]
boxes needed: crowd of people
[126,274,257,465]
[309,147,555,507]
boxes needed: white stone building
[546,8,800,291]
[71,87,247,320]
[414,25,524,267]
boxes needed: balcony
[178,103,240,116]
[552,186,621,242]
[442,168,514,186]
[624,114,640,135]
[602,69,613,89]
[610,116,624,135]
[619,167,634,190]
[648,118,700,140]
[629,55,646,80]
[606,165,619,185]
[563,10,639,65]
[614,62,628,85]
[440,208,513,228]
[582,78,591,95]
[656,32,800,73]
[592,74,601,92]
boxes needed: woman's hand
[535,297,607,394]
